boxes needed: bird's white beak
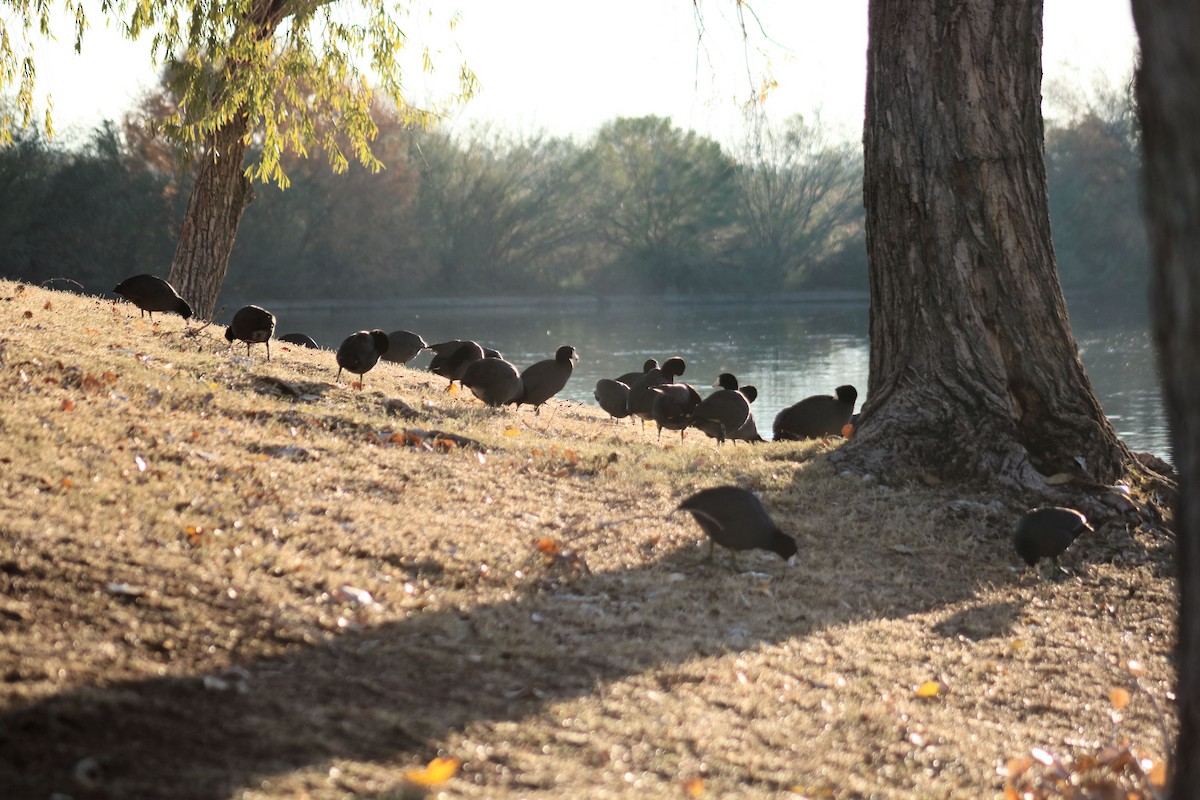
[786,554,798,567]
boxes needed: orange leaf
[43,300,52,310]
[683,776,704,796]
[841,422,854,438]
[23,310,33,319]
[536,538,561,555]
[1149,758,1169,787]
[1109,687,1131,710]
[60,477,74,489]
[404,756,459,786]
[915,681,942,698]
[61,399,75,412]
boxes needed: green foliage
[583,115,738,291]
[0,0,477,185]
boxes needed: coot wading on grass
[336,329,390,389]
[692,374,753,445]
[461,356,524,407]
[428,340,488,389]
[279,333,319,349]
[594,378,633,422]
[648,382,703,441]
[112,275,192,321]
[380,330,429,365]
[514,345,579,413]
[773,385,858,441]
[225,305,276,360]
[627,356,687,429]
[1013,506,1093,577]
[675,485,797,570]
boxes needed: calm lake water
[269,293,1169,460]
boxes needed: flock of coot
[111,273,1093,574]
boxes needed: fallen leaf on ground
[404,756,460,786]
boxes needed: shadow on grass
[0,533,1016,800]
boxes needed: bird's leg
[729,550,740,572]
[266,340,271,362]
[657,426,663,442]
[705,539,716,563]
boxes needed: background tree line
[0,77,1142,302]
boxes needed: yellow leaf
[915,681,942,698]
[1109,687,1131,709]
[1010,639,1025,650]
[503,428,520,437]
[1149,758,1169,787]
[404,756,459,786]
[683,776,704,796]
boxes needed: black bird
[594,378,632,422]
[627,356,687,426]
[648,382,702,441]
[428,340,487,388]
[461,356,523,407]
[336,329,390,388]
[773,384,858,441]
[692,373,752,445]
[279,333,319,349]
[676,486,798,569]
[1013,507,1093,575]
[225,305,276,360]
[112,274,192,321]
[617,358,659,387]
[723,379,765,443]
[514,345,579,413]
[380,330,429,365]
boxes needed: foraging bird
[648,382,702,440]
[773,385,858,441]
[719,377,765,443]
[428,340,487,387]
[112,274,192,321]
[225,305,276,360]
[692,373,752,445]
[1013,506,1093,575]
[336,329,390,388]
[279,333,319,349]
[594,378,632,421]
[514,345,579,413]
[380,330,429,365]
[461,355,523,407]
[627,356,687,425]
[676,485,797,569]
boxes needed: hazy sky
[32,1,1138,143]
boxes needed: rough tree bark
[167,113,254,321]
[165,0,290,321]
[834,0,1130,491]
[1130,1,1200,793]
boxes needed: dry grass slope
[0,280,1177,799]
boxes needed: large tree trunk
[835,0,1129,491]
[167,114,254,321]
[1130,1,1200,794]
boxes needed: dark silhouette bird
[773,384,858,441]
[692,373,752,445]
[648,382,702,441]
[617,359,659,387]
[722,379,765,443]
[461,355,523,407]
[428,340,488,388]
[225,305,276,360]
[676,485,797,569]
[336,329,390,388]
[514,345,578,413]
[279,333,319,349]
[627,356,687,426]
[112,274,192,320]
[380,330,429,365]
[594,378,632,422]
[1013,507,1093,575]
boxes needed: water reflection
[272,295,1168,459]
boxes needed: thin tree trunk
[836,0,1129,490]
[167,114,254,321]
[1130,1,1200,793]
